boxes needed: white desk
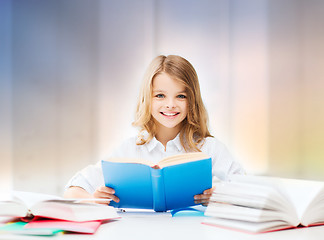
[1,211,324,240]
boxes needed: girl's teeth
[163,112,177,116]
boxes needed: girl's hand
[93,186,120,205]
[194,187,215,206]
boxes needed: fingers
[194,194,211,204]
[96,186,115,195]
[194,187,215,206]
[194,194,211,206]
[203,186,215,195]
[94,186,120,204]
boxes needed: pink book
[25,220,102,234]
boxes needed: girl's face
[151,73,188,134]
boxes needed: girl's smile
[160,111,180,117]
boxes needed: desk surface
[1,211,324,240]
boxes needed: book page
[104,158,154,167]
[104,152,210,169]
[230,175,324,222]
[0,191,63,217]
[278,178,324,221]
[0,191,11,201]
[203,217,292,233]
[31,201,119,222]
[211,182,287,211]
[158,152,209,168]
[12,191,62,209]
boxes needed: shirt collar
[171,134,183,151]
[146,136,159,152]
[146,133,183,152]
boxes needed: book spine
[151,168,166,212]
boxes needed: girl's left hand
[194,187,215,206]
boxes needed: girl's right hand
[93,186,120,205]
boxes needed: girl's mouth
[160,112,180,116]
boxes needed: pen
[68,198,112,203]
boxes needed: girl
[64,55,244,206]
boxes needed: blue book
[101,152,212,212]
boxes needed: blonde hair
[132,55,213,152]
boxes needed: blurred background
[0,0,323,196]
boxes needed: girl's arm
[64,186,93,199]
[64,186,120,204]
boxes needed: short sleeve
[65,136,139,194]
[200,137,245,181]
[65,161,103,194]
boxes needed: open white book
[0,191,119,222]
[203,175,324,233]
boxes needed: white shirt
[65,134,245,194]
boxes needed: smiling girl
[64,55,244,206]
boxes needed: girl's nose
[166,98,175,109]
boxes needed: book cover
[102,154,212,212]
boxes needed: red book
[25,219,103,234]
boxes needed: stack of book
[203,175,324,233]
[0,191,119,236]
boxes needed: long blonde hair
[132,55,212,152]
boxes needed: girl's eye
[155,94,165,98]
[177,94,187,99]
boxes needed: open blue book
[101,152,212,212]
